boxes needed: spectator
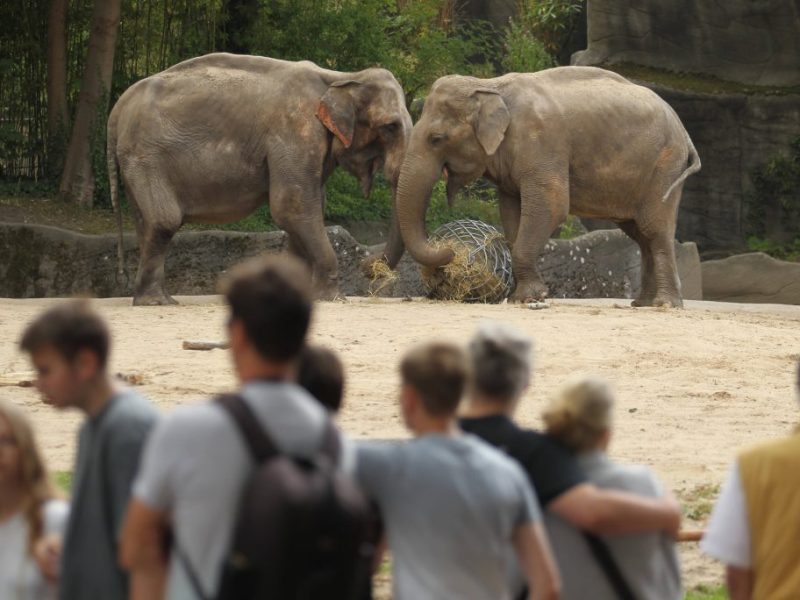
[460,323,681,598]
[296,344,345,412]
[19,300,157,600]
[701,361,800,600]
[0,400,69,600]
[542,374,682,600]
[121,255,354,600]
[356,342,560,600]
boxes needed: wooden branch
[182,340,230,351]
[677,530,704,543]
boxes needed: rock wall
[702,252,800,304]
[0,223,701,303]
[574,0,800,86]
[651,85,800,255]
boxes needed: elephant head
[395,76,510,267]
[316,69,412,267]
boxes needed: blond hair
[0,401,60,554]
[542,375,614,453]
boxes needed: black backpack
[179,393,377,600]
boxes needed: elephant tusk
[442,165,449,182]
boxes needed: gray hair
[468,321,532,402]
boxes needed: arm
[726,566,753,600]
[120,499,169,600]
[548,483,681,537]
[513,522,561,600]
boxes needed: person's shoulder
[601,461,662,496]
[106,388,159,428]
[464,434,526,473]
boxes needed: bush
[502,18,555,73]
[745,137,800,240]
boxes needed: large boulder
[573,0,800,86]
[702,252,800,304]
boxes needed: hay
[367,258,398,296]
[421,220,513,303]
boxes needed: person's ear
[228,318,247,353]
[74,348,101,381]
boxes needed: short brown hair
[400,343,468,417]
[221,254,313,362]
[297,345,345,412]
[19,300,110,368]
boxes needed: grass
[606,63,800,96]
[679,482,721,521]
[54,471,72,493]
[685,585,727,600]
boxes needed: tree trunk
[46,0,69,177]
[58,0,122,207]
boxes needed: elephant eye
[429,133,447,146]
[379,122,399,139]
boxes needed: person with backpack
[121,255,361,600]
[356,341,561,600]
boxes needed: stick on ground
[182,340,230,351]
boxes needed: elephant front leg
[271,192,341,301]
[509,178,568,303]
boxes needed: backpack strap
[319,418,341,465]
[216,393,279,463]
[583,533,638,600]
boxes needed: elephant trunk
[380,145,407,269]
[396,153,455,268]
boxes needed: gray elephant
[394,66,701,307]
[107,53,412,305]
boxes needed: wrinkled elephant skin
[395,67,701,308]
[107,53,412,304]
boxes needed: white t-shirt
[0,499,69,600]
[701,461,751,568]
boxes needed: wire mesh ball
[421,219,514,303]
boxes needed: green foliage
[502,18,555,73]
[556,215,583,239]
[745,137,800,240]
[746,236,800,262]
[515,0,583,57]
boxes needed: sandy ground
[2,295,799,592]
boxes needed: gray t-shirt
[133,381,353,600]
[544,451,682,600]
[60,389,157,600]
[356,434,541,600]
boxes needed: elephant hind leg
[618,220,657,307]
[126,170,183,305]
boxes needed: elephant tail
[107,113,125,280]
[662,135,701,201]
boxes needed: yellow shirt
[738,430,800,600]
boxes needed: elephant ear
[473,90,510,156]
[316,80,360,148]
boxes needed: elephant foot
[509,281,549,304]
[133,288,179,306]
[632,293,683,309]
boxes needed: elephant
[107,52,412,305]
[394,66,701,307]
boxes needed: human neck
[81,375,118,418]
[461,393,514,418]
[238,359,293,384]
[0,484,25,523]
[411,417,459,437]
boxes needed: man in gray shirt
[121,255,352,600]
[357,342,561,600]
[20,300,158,600]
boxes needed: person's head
[19,300,111,410]
[468,321,532,408]
[399,342,469,431]
[221,255,313,375]
[542,375,614,454]
[296,345,345,413]
[0,401,58,552]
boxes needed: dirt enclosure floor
[2,295,799,591]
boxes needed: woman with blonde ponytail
[542,375,682,600]
[0,400,69,599]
